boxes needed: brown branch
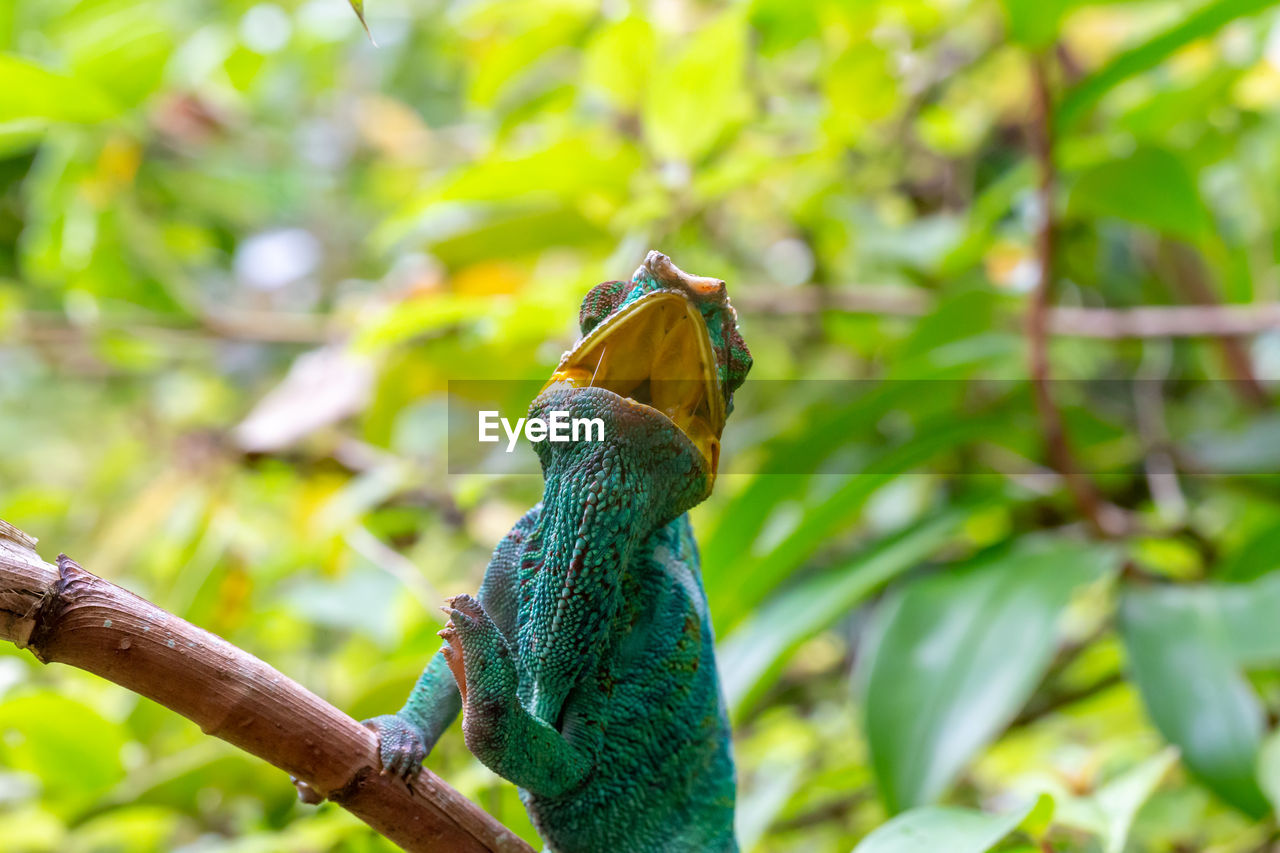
[0,519,532,853]
[1025,54,1125,538]
[736,290,1280,338]
[1152,239,1269,406]
[1008,671,1125,731]
[18,309,336,347]
[769,791,873,833]
[735,286,931,317]
[1047,303,1280,338]
[19,298,1280,350]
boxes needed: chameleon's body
[367,252,751,853]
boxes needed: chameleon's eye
[578,280,630,335]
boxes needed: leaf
[720,413,1002,628]
[1121,578,1279,817]
[1068,147,1209,242]
[0,806,65,852]
[1000,0,1071,49]
[582,16,656,110]
[860,539,1116,812]
[718,508,971,716]
[1026,752,1172,851]
[436,135,641,205]
[852,802,1034,853]
[1059,0,1278,128]
[700,328,1015,601]
[1188,413,1280,475]
[348,0,376,44]
[0,54,119,123]
[69,806,182,853]
[643,11,752,161]
[0,691,127,816]
[1219,522,1280,582]
[1213,573,1280,664]
[1092,748,1179,853]
[735,757,805,851]
[422,205,611,267]
[1259,729,1280,815]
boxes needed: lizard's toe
[362,714,426,781]
[437,625,470,701]
[446,593,485,619]
[440,604,479,631]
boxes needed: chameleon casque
[364,251,752,852]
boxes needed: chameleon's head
[540,251,752,496]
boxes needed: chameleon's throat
[523,385,708,721]
[529,384,708,569]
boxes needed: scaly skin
[365,253,751,852]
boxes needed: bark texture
[0,519,532,853]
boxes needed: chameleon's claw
[438,623,468,701]
[447,593,486,618]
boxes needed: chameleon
[364,251,752,852]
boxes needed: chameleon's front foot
[362,713,427,780]
[438,594,590,797]
[438,595,518,741]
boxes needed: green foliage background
[3,0,1280,850]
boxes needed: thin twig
[1152,239,1269,406]
[1025,53,1125,538]
[735,290,1280,338]
[1134,342,1187,525]
[1047,303,1280,338]
[18,298,1280,348]
[1008,671,1126,730]
[18,309,335,347]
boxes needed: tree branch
[736,289,1280,338]
[19,298,1280,349]
[1151,239,1269,406]
[0,519,532,853]
[1025,54,1125,538]
[1048,303,1280,338]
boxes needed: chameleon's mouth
[540,288,725,480]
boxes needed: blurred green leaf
[1096,750,1178,852]
[426,206,611,267]
[643,11,752,161]
[714,411,1005,631]
[719,507,972,716]
[1220,522,1280,582]
[582,16,655,110]
[0,805,65,853]
[1068,147,1209,241]
[67,805,182,853]
[437,136,641,205]
[1121,576,1280,817]
[57,3,174,109]
[0,691,127,815]
[0,54,119,123]
[1056,748,1179,853]
[860,539,1116,812]
[1259,729,1280,816]
[851,801,1034,853]
[1059,0,1278,128]
[702,332,1019,631]
[1000,0,1070,49]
